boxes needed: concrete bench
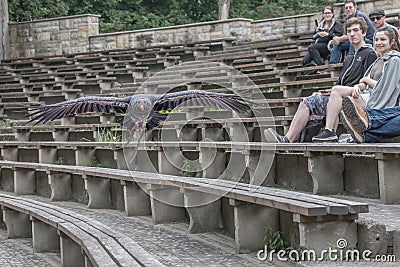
[0,160,368,254]
[2,140,400,204]
[0,193,163,267]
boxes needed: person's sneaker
[339,111,363,143]
[312,128,338,142]
[342,96,369,132]
[264,128,289,143]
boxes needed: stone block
[48,171,72,201]
[183,190,222,234]
[149,186,186,224]
[0,168,14,192]
[357,220,387,257]
[60,234,85,267]
[2,209,32,238]
[35,170,51,198]
[1,147,18,161]
[122,181,151,216]
[284,213,358,254]
[32,219,60,252]
[84,176,112,209]
[307,154,344,195]
[199,148,225,178]
[344,155,379,198]
[378,156,400,204]
[230,200,279,253]
[75,148,96,166]
[110,179,124,211]
[14,168,36,195]
[276,153,313,192]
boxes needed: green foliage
[8,0,340,33]
[79,189,89,205]
[55,157,64,165]
[89,157,102,167]
[180,159,203,178]
[97,127,121,142]
[264,227,292,251]
[0,120,7,128]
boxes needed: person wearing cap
[369,9,399,40]
[329,0,375,64]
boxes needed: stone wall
[9,14,100,58]
[89,19,253,51]
[7,0,400,58]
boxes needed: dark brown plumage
[28,90,251,131]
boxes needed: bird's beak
[139,100,145,111]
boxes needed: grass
[79,190,89,205]
[97,127,121,142]
[263,227,292,251]
[180,159,203,178]
[55,157,65,165]
[89,157,102,167]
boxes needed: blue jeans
[329,38,373,64]
[363,106,400,142]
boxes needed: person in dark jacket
[265,17,377,143]
[302,6,343,68]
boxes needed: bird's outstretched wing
[152,90,251,113]
[146,90,252,130]
[28,96,132,124]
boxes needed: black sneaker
[312,128,338,142]
[264,128,289,143]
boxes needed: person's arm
[359,76,378,89]
[366,58,400,109]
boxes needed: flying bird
[28,90,252,161]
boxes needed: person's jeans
[329,40,350,64]
[363,106,400,142]
[329,38,374,64]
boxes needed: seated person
[313,27,400,142]
[302,6,343,69]
[265,17,377,143]
[329,0,375,64]
[369,9,399,34]
[341,96,400,143]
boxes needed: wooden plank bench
[0,160,368,254]
[0,193,164,267]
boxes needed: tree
[219,0,230,20]
[0,0,10,61]
[7,0,339,33]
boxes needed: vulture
[28,90,252,160]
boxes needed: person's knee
[299,101,310,112]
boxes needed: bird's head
[128,97,153,131]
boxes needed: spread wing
[152,90,251,113]
[146,90,251,130]
[28,96,132,124]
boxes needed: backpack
[295,115,326,142]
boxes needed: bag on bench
[295,115,325,142]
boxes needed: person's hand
[331,36,340,45]
[319,31,329,37]
[359,78,370,87]
[352,85,361,98]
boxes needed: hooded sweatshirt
[337,44,377,87]
[366,50,400,109]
